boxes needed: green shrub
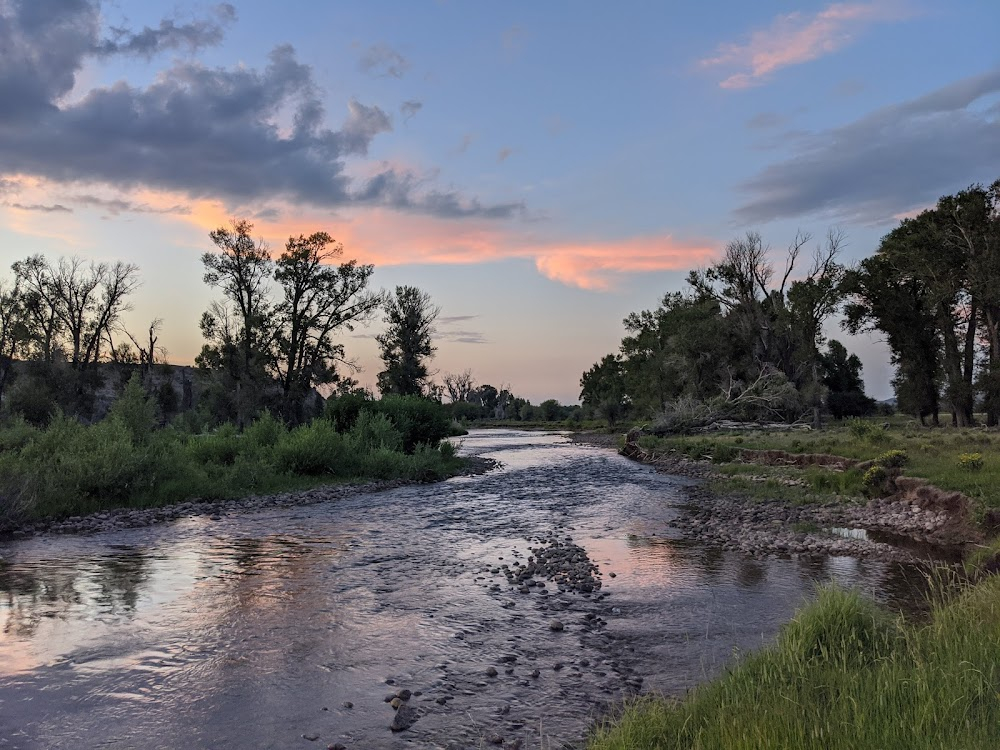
[861,465,889,497]
[244,411,285,450]
[107,373,157,445]
[847,418,887,443]
[363,395,451,453]
[875,449,909,469]
[274,420,345,475]
[349,410,404,452]
[324,392,373,433]
[187,424,242,465]
[958,452,984,471]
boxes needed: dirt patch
[736,449,861,471]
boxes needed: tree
[272,232,381,422]
[443,369,476,404]
[376,286,439,397]
[580,354,627,425]
[12,254,140,370]
[199,219,274,425]
[821,340,876,419]
[0,278,28,403]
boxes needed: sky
[1,0,998,404]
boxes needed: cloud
[0,3,518,222]
[71,194,191,216]
[735,68,1000,224]
[498,147,513,163]
[745,111,790,130]
[358,43,410,78]
[531,236,719,290]
[437,315,488,344]
[400,100,422,122]
[501,25,526,53]
[456,133,476,154]
[95,4,236,58]
[700,2,909,89]
[8,202,72,213]
[352,168,526,218]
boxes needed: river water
[0,430,930,749]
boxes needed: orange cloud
[532,237,719,290]
[2,179,720,291]
[700,2,910,89]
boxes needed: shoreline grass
[635,418,1000,509]
[589,576,1000,750]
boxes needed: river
[0,430,931,749]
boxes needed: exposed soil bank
[571,431,970,562]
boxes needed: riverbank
[0,455,499,540]
[588,577,1000,750]
[571,431,972,562]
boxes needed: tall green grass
[0,378,465,524]
[589,580,1000,750]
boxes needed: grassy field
[588,577,1000,750]
[637,417,1000,508]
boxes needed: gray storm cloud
[0,0,520,220]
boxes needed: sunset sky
[2,1,999,403]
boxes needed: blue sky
[2,1,999,402]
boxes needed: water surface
[0,430,929,749]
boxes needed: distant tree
[0,277,28,403]
[12,254,140,370]
[472,384,497,412]
[443,369,476,404]
[272,232,381,422]
[820,339,876,419]
[579,354,627,426]
[376,286,439,397]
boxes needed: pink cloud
[700,2,910,89]
[4,180,720,291]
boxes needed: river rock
[549,620,564,632]
[389,703,418,732]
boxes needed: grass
[589,578,1000,750]
[0,379,466,524]
[639,418,1000,508]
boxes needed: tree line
[0,219,442,427]
[581,179,1000,431]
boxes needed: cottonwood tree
[272,232,382,422]
[443,369,476,404]
[12,255,140,370]
[199,219,274,425]
[0,278,28,403]
[376,286,439,397]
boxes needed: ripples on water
[0,430,932,749]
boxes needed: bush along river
[0,430,938,749]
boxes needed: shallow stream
[0,430,931,749]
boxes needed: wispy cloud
[700,2,910,89]
[400,100,422,122]
[8,202,72,213]
[735,68,1000,224]
[358,43,410,78]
